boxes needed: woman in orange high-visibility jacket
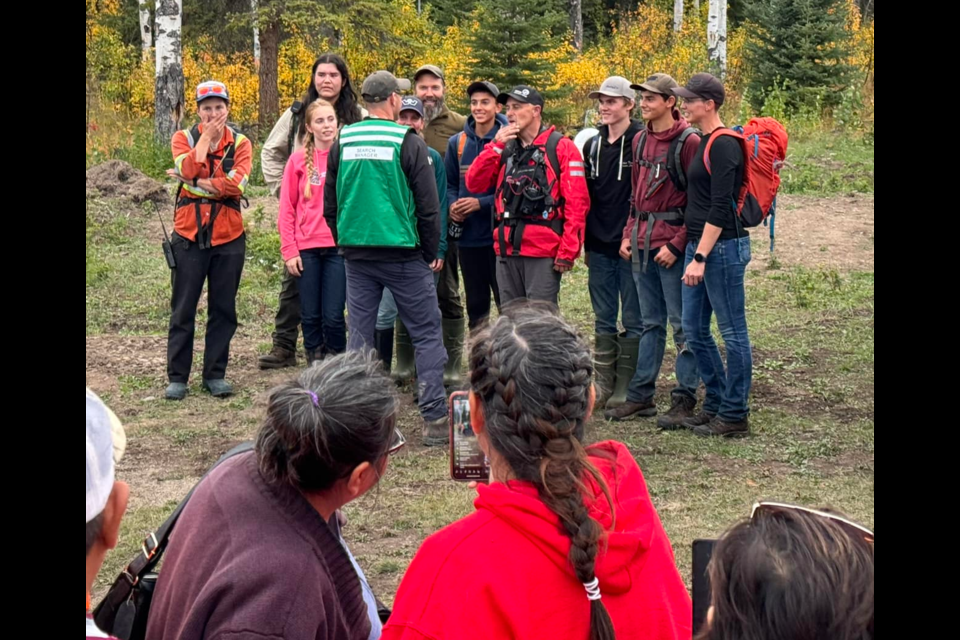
[164,81,252,401]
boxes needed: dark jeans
[681,237,753,421]
[627,253,698,404]
[345,258,447,421]
[587,251,642,337]
[297,248,346,355]
[167,233,245,382]
[459,245,501,329]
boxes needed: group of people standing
[162,53,757,441]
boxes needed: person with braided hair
[382,301,691,640]
[278,99,346,365]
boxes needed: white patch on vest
[344,146,395,161]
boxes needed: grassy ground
[86,133,874,604]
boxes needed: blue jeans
[346,258,447,421]
[587,251,642,337]
[681,237,752,421]
[376,273,441,331]
[296,249,346,355]
[627,253,698,403]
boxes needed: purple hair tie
[307,390,319,407]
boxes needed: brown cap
[413,64,445,83]
[672,73,726,106]
[631,73,679,96]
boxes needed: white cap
[86,388,126,523]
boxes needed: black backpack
[499,130,563,188]
[631,126,698,192]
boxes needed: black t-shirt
[684,130,747,241]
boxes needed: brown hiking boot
[422,416,449,447]
[258,346,297,370]
[604,400,657,422]
[657,396,698,431]
[681,411,716,430]
[693,416,750,438]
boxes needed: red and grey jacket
[465,126,589,265]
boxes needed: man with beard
[415,64,467,158]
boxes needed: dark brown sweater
[145,452,371,640]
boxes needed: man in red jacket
[465,85,589,306]
[605,74,701,427]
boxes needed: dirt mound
[86,160,169,205]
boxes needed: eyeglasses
[751,501,874,545]
[387,428,406,455]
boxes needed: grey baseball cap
[631,73,679,95]
[361,70,411,103]
[588,76,636,100]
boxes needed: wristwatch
[694,252,706,263]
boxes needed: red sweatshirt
[279,147,336,261]
[465,126,590,264]
[382,441,692,640]
[623,112,700,257]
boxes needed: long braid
[303,133,316,200]
[469,301,617,640]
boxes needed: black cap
[672,73,725,106]
[467,81,500,99]
[497,85,544,108]
[399,95,425,118]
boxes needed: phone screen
[449,391,489,481]
[692,539,716,633]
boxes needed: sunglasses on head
[751,501,874,545]
[198,84,227,96]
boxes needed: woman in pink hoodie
[279,99,344,363]
[383,300,692,640]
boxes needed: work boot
[258,345,297,370]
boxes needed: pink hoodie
[279,147,335,261]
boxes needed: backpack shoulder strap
[187,124,202,149]
[703,127,744,174]
[633,128,649,166]
[287,100,304,155]
[93,441,255,626]
[586,134,601,179]
[456,132,467,163]
[545,131,563,181]
[666,126,697,191]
